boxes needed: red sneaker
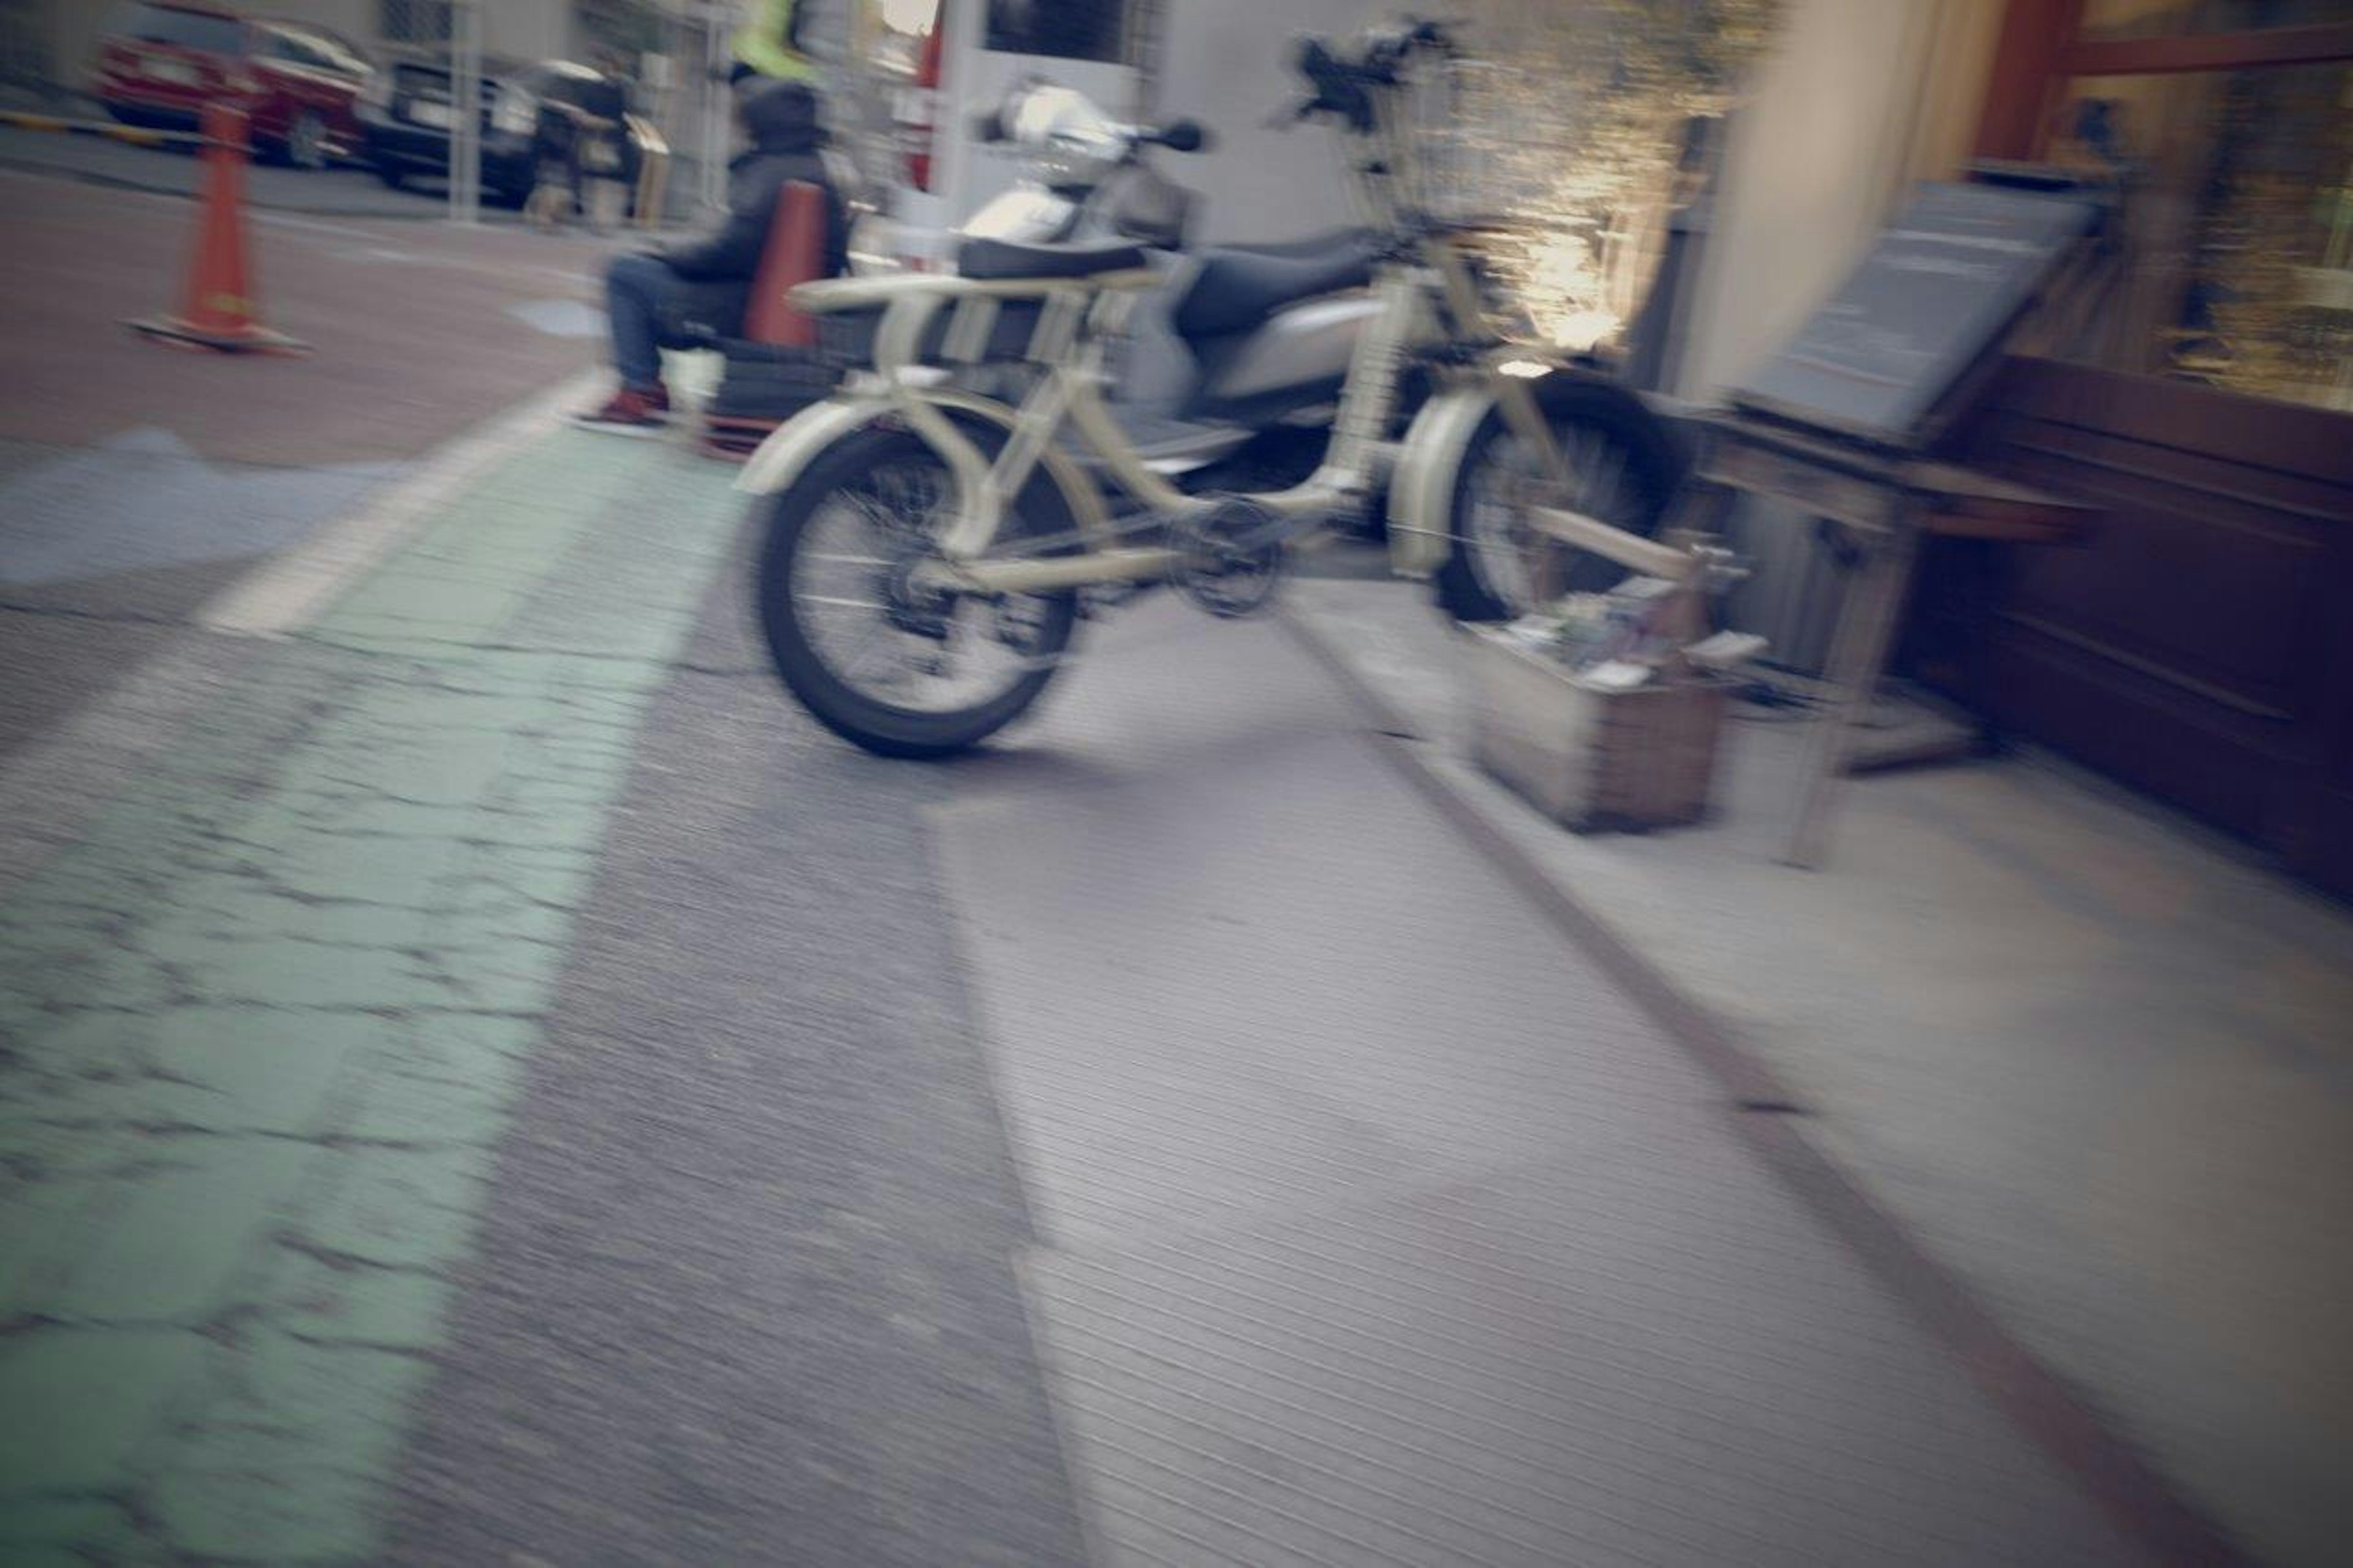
[570,383,669,437]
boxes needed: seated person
[574,78,845,435]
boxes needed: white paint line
[195,366,607,639]
[251,210,383,241]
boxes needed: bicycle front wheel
[1435,379,1684,624]
[753,424,1082,759]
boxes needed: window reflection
[2051,64,2353,409]
[2078,0,2353,42]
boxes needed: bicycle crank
[1169,495,1295,619]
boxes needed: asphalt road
[0,168,617,763]
[382,531,1093,1567]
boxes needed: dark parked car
[357,55,646,207]
[91,1,373,169]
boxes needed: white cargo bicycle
[738,18,1687,757]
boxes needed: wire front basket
[1376,56,1551,234]
[1363,42,1696,354]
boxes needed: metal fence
[377,0,455,45]
[0,0,50,94]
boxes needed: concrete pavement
[1286,574,2353,1568]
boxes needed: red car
[91,1,374,169]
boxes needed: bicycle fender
[1387,387,1492,579]
[1387,371,1686,579]
[734,395,893,497]
[733,391,1115,548]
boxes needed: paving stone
[294,1145,496,1270]
[52,1135,314,1320]
[151,1460,393,1562]
[11,1007,382,1137]
[0,1327,210,1491]
[233,827,455,915]
[263,1247,457,1350]
[338,1053,528,1148]
[183,887,432,950]
[0,420,746,1555]
[326,578,529,638]
[384,1012,538,1085]
[0,1499,135,1554]
[426,898,574,960]
[137,929,426,1012]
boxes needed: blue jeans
[605,251,680,390]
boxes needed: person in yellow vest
[730,0,823,88]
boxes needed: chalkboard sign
[1730,182,2102,449]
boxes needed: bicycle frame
[762,227,1573,600]
[740,35,1586,601]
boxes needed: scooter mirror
[1153,119,1210,154]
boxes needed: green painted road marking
[0,430,752,1560]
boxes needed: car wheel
[286,111,328,170]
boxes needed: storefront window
[983,0,1124,62]
[2050,62,2353,409]
[2077,1,2352,42]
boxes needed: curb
[0,148,509,221]
[1279,604,2248,1568]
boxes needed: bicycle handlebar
[1286,17,1459,132]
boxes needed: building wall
[1680,0,2006,400]
[1141,0,1368,246]
[1680,0,2005,670]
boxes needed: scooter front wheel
[753,425,1082,759]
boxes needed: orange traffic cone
[127,102,308,355]
[739,179,825,348]
[703,179,830,457]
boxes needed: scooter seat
[1172,229,1381,341]
[957,237,1151,281]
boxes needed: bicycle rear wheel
[753,425,1082,759]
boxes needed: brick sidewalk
[0,430,743,1559]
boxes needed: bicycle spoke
[780,452,1076,718]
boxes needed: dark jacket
[657,80,845,283]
